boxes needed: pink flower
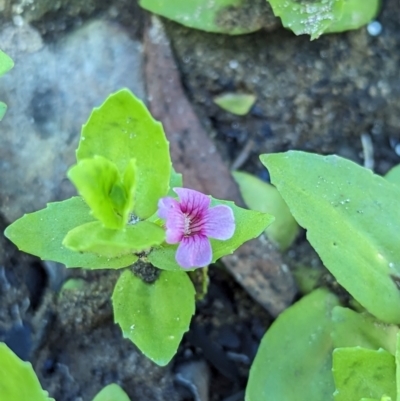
[157,188,235,269]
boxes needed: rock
[0,19,145,222]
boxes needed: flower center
[183,213,203,236]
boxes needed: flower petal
[203,205,235,240]
[174,188,210,218]
[175,234,212,268]
[157,197,180,219]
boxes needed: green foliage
[246,289,340,401]
[4,197,138,269]
[148,197,275,270]
[77,88,171,220]
[268,0,379,40]
[0,50,14,121]
[213,93,256,116]
[385,164,400,186]
[0,343,55,401]
[232,171,299,250]
[68,156,137,230]
[261,151,400,324]
[139,0,265,35]
[112,269,195,366]
[92,383,131,401]
[332,347,396,401]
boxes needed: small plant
[0,49,14,121]
[246,151,400,401]
[0,342,131,401]
[4,89,274,365]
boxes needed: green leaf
[68,156,136,229]
[92,383,131,401]
[332,347,396,401]
[63,220,165,257]
[77,88,171,219]
[0,343,55,401]
[232,171,299,250]
[4,197,137,269]
[0,101,7,121]
[331,307,399,355]
[385,165,400,186]
[0,50,14,76]
[167,169,183,197]
[261,151,400,324]
[268,0,344,40]
[396,332,400,401]
[246,289,340,401]
[148,197,274,270]
[324,0,380,34]
[112,269,195,366]
[213,93,256,116]
[139,0,266,35]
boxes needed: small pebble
[367,21,382,36]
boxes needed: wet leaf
[77,89,171,219]
[324,0,380,34]
[246,289,340,401]
[268,0,344,40]
[261,151,400,323]
[112,269,195,366]
[0,50,14,76]
[0,343,55,401]
[63,220,165,257]
[68,156,136,229]
[332,347,396,401]
[213,93,256,116]
[233,171,299,250]
[148,197,274,270]
[92,383,131,401]
[4,197,137,269]
[139,0,265,35]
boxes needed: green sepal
[112,269,195,366]
[68,156,136,229]
[261,151,400,324]
[92,383,131,401]
[148,197,274,270]
[0,342,55,401]
[332,347,396,401]
[4,197,137,269]
[246,289,340,401]
[63,220,165,257]
[77,88,171,219]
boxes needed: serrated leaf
[331,307,399,355]
[112,269,195,366]
[77,89,171,219]
[246,289,340,401]
[139,0,266,35]
[92,383,131,401]
[233,171,299,250]
[4,197,137,269]
[0,50,14,76]
[261,151,400,323]
[0,343,55,401]
[63,220,165,257]
[68,156,136,229]
[148,197,274,270]
[213,93,256,116]
[332,347,396,401]
[324,0,380,33]
[0,101,7,121]
[268,0,344,40]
